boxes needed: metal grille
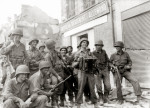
[123,11,150,49]
[122,11,150,88]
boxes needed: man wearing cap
[1,28,29,71]
[3,65,49,108]
[93,40,111,104]
[73,38,99,108]
[27,38,44,76]
[59,46,75,106]
[110,41,141,104]
[44,39,63,107]
[38,42,47,58]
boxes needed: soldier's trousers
[3,95,48,108]
[95,68,111,95]
[113,71,141,100]
[76,71,97,104]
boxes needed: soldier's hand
[20,101,27,108]
[25,98,32,107]
[49,85,55,89]
[58,76,63,81]
[48,90,54,96]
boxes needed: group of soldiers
[0,28,142,108]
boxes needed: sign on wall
[61,0,109,33]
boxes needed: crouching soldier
[29,61,59,108]
[110,41,141,104]
[93,40,111,104]
[3,65,49,108]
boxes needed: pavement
[0,87,149,108]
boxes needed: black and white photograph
[0,0,150,108]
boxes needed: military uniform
[27,48,44,75]
[27,38,44,75]
[44,39,64,107]
[3,65,48,108]
[93,40,111,103]
[38,42,47,58]
[73,38,99,108]
[58,47,75,106]
[110,41,141,104]
[1,28,28,70]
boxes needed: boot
[77,104,81,108]
[103,92,110,103]
[116,100,123,105]
[59,99,64,107]
[94,102,100,108]
[137,95,141,102]
[51,95,58,108]
[98,93,104,105]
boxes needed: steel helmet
[95,40,104,46]
[45,39,56,48]
[15,65,30,77]
[38,43,45,49]
[114,41,124,48]
[12,28,23,37]
[39,61,50,70]
[79,38,89,47]
[29,38,39,45]
[60,46,67,51]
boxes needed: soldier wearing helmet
[3,65,49,108]
[1,28,29,72]
[27,38,44,76]
[29,61,59,107]
[73,38,100,108]
[93,40,111,104]
[38,42,47,58]
[110,41,141,104]
[44,39,63,107]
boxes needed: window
[66,0,75,19]
[83,0,95,9]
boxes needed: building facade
[60,0,150,88]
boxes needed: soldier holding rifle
[110,41,141,104]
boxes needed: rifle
[110,65,122,84]
[50,75,72,92]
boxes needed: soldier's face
[13,35,21,43]
[39,46,45,52]
[41,67,50,77]
[61,49,67,55]
[31,41,38,47]
[67,47,73,53]
[2,55,7,62]
[115,46,122,51]
[95,45,103,50]
[81,41,88,48]
[17,73,28,83]
[9,35,14,40]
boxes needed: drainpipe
[108,0,115,45]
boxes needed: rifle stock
[111,65,122,84]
